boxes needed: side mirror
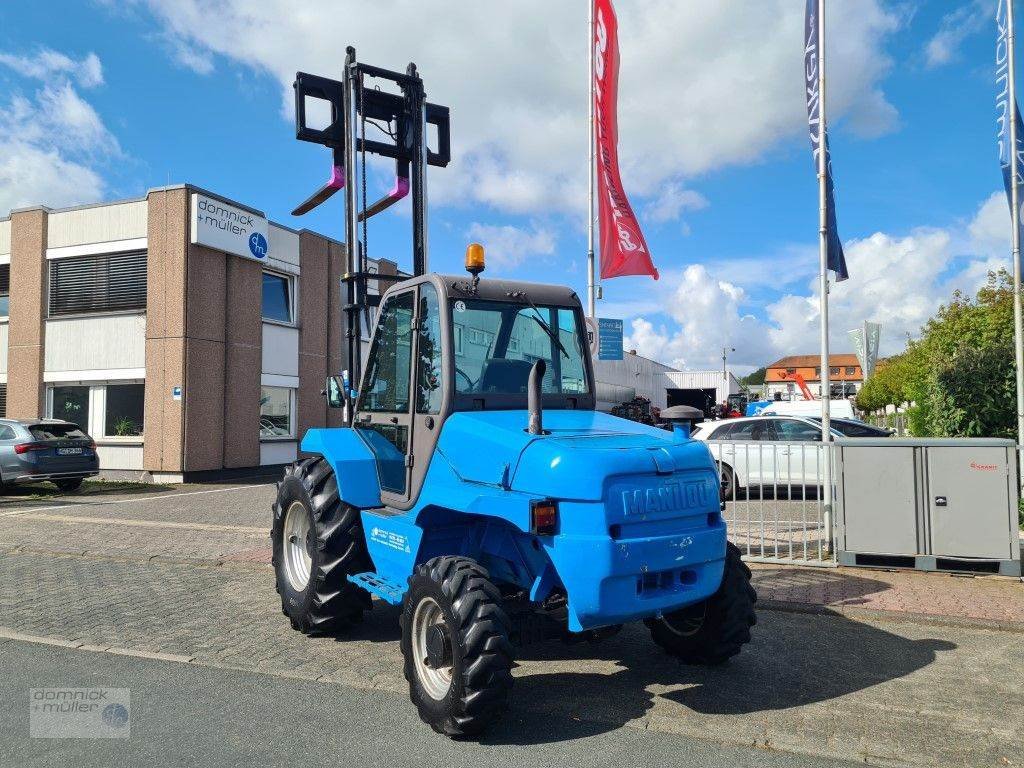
[326,376,345,409]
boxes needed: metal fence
[706,439,836,566]
[866,412,910,436]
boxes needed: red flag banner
[593,0,657,280]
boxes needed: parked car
[757,399,856,419]
[692,415,891,498]
[0,419,99,492]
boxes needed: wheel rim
[412,596,454,700]
[662,601,708,637]
[282,501,312,592]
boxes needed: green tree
[856,270,1017,439]
[742,367,766,386]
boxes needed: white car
[692,415,891,498]
[756,399,856,419]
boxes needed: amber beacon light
[465,242,486,276]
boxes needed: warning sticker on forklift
[370,527,412,553]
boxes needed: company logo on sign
[970,461,999,471]
[190,193,270,262]
[248,232,268,259]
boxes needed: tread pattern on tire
[401,556,514,737]
[647,541,757,665]
[272,456,371,633]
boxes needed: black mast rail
[290,46,450,420]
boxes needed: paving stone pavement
[2,549,1022,766]
[1,482,1023,765]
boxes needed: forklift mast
[291,46,450,414]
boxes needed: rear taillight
[530,499,559,536]
[14,442,48,455]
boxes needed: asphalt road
[0,640,855,768]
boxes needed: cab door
[355,289,417,506]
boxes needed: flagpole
[817,0,834,547]
[1009,0,1024,469]
[587,0,597,319]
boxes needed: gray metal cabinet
[925,446,1015,560]
[840,445,921,556]
[836,438,1020,575]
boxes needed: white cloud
[924,0,992,69]
[0,49,104,88]
[622,195,1014,371]
[643,183,708,225]
[967,190,1010,257]
[464,222,556,272]
[0,51,119,215]
[126,0,901,216]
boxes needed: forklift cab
[333,270,595,511]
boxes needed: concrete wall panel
[47,200,147,248]
[223,255,261,469]
[262,323,299,378]
[44,314,146,373]
[7,208,47,417]
[143,189,188,471]
[182,338,225,472]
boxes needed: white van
[758,399,856,419]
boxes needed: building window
[0,384,6,417]
[104,383,145,437]
[260,386,293,439]
[0,263,9,317]
[49,251,147,316]
[785,367,796,374]
[845,366,856,375]
[51,385,90,427]
[261,271,292,323]
[830,367,840,376]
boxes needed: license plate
[57,447,84,456]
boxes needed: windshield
[451,299,589,395]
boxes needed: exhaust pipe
[528,359,546,435]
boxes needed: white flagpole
[817,0,834,546]
[1008,0,1024,468]
[587,0,597,319]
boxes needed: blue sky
[0,0,1013,373]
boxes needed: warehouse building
[0,185,396,482]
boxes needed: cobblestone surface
[751,563,1024,626]
[1,482,1022,765]
[2,550,1022,766]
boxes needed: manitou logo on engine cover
[621,480,709,517]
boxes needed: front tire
[271,457,372,634]
[647,542,756,665]
[400,557,514,737]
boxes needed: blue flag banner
[804,0,849,282]
[997,0,1024,224]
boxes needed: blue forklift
[274,48,755,736]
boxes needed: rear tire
[55,478,83,492]
[271,457,372,634]
[717,462,737,501]
[400,556,514,737]
[646,542,756,665]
